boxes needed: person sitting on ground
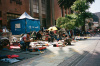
[54,30,57,40]
[45,30,49,35]
[45,30,49,41]
[62,33,68,40]
[20,34,25,50]
[36,30,42,40]
[57,31,62,41]
[62,33,71,46]
[31,31,37,40]
[20,33,33,51]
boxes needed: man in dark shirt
[62,33,68,40]
[49,29,54,42]
[62,33,72,46]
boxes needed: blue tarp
[10,12,40,35]
[10,18,40,35]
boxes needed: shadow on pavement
[58,47,100,66]
[0,48,53,66]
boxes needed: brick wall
[0,0,72,28]
[54,0,71,20]
[1,0,29,25]
[54,0,62,20]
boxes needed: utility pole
[38,0,42,28]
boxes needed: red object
[0,17,2,20]
[38,47,46,50]
[10,42,20,49]
[56,44,59,47]
[10,42,20,46]
[10,46,20,49]
[46,44,49,46]
[54,30,57,34]
[0,29,2,32]
[29,47,46,52]
[23,36,26,40]
[7,55,19,58]
[45,37,48,41]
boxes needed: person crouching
[20,33,32,51]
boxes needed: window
[37,5,39,13]
[0,11,2,17]
[0,0,1,4]
[33,0,39,13]
[42,0,45,4]
[15,23,21,28]
[7,13,20,24]
[33,0,37,5]
[0,11,2,25]
[0,20,2,27]
[16,0,22,5]
[10,0,22,5]
[10,0,12,3]
[0,11,2,27]
[7,13,20,18]
[42,0,46,14]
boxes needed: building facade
[46,0,71,27]
[94,12,100,27]
[0,0,71,29]
[0,0,29,28]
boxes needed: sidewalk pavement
[10,37,100,66]
[0,50,41,66]
[75,37,100,66]
[58,37,100,66]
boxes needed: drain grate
[68,51,89,66]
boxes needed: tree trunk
[61,6,64,17]
[82,19,86,35]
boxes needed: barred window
[10,0,22,5]
[33,0,39,13]
[15,23,21,28]
[42,0,46,14]
[0,0,1,4]
[0,11,1,17]
[7,13,20,23]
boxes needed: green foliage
[57,0,76,9]
[67,14,78,19]
[71,0,89,13]
[56,0,95,30]
[75,12,93,27]
[56,16,75,30]
[86,0,95,3]
[57,0,95,10]
[71,0,93,30]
